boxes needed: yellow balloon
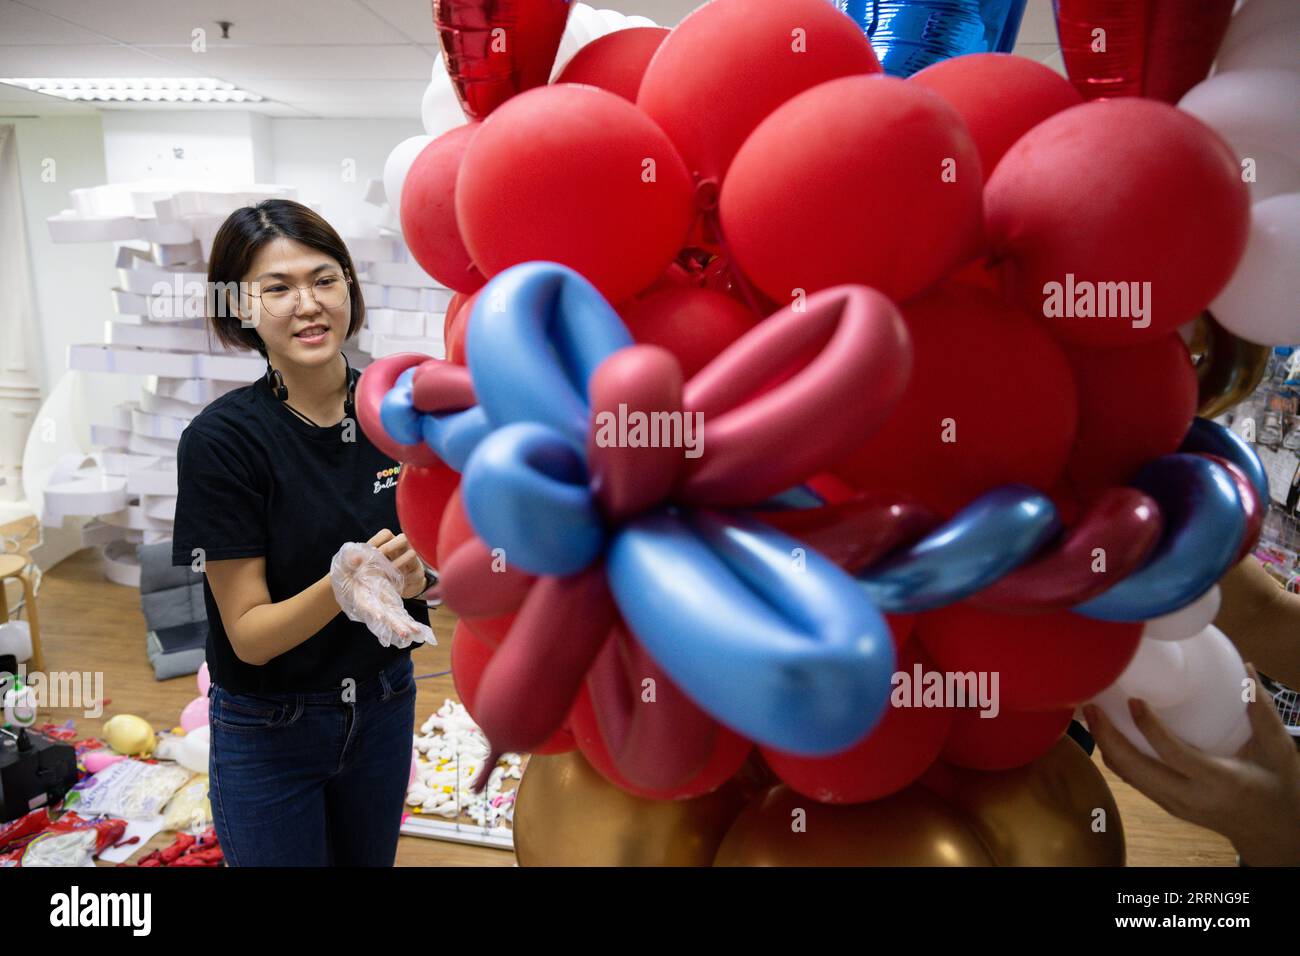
[923,737,1125,866]
[713,784,995,866]
[513,751,747,866]
[102,714,156,756]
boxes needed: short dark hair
[206,199,364,353]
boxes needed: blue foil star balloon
[835,0,1029,77]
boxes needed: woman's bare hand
[1084,664,1300,866]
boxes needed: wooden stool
[0,554,43,673]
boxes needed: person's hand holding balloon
[1084,664,1300,867]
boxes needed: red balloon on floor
[1062,335,1198,497]
[761,643,952,805]
[400,123,485,294]
[910,53,1083,178]
[834,283,1078,516]
[720,76,984,305]
[637,0,881,182]
[986,99,1250,348]
[554,27,670,102]
[915,604,1143,711]
[940,705,1073,771]
[456,83,695,304]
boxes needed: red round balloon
[396,461,460,567]
[986,98,1250,348]
[456,83,695,304]
[834,283,1078,517]
[451,622,575,755]
[443,290,477,365]
[915,604,1142,711]
[619,286,756,379]
[1062,334,1198,498]
[638,0,880,182]
[761,643,952,805]
[910,53,1083,178]
[569,684,752,800]
[940,705,1072,771]
[554,26,670,102]
[401,123,485,294]
[720,75,984,305]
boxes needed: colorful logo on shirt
[373,464,401,495]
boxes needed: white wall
[100,110,261,183]
[270,117,421,236]
[6,114,121,396]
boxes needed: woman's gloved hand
[330,532,435,649]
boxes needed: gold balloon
[922,737,1125,866]
[1195,311,1271,418]
[513,751,747,866]
[713,784,995,866]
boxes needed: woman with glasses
[171,199,431,866]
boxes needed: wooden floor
[24,547,1237,867]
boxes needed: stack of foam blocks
[41,181,448,586]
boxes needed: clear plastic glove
[330,542,435,649]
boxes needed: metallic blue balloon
[461,422,606,576]
[836,0,1029,77]
[420,404,491,474]
[855,485,1059,612]
[1074,454,1246,622]
[378,367,422,446]
[466,262,633,453]
[1179,417,1269,507]
[607,509,895,756]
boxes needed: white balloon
[549,3,659,81]
[1210,192,1300,346]
[177,725,210,774]
[382,134,433,211]
[1179,69,1300,201]
[1114,638,1190,708]
[1216,27,1300,74]
[1090,625,1249,758]
[1154,626,1250,752]
[423,55,467,139]
[1142,585,1222,641]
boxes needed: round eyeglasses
[249,273,351,318]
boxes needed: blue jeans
[207,654,415,866]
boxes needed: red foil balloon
[1054,0,1235,104]
[434,0,572,120]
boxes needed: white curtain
[0,125,45,504]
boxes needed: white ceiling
[0,0,1063,120]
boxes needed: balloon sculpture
[366,0,1290,865]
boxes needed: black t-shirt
[170,366,427,695]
